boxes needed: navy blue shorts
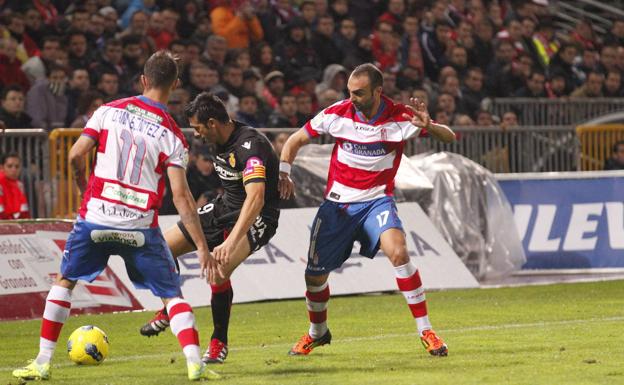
[306,196,403,275]
[60,219,181,298]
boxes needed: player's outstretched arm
[168,166,219,282]
[278,128,311,200]
[403,97,456,143]
[68,135,96,194]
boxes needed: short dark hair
[351,63,383,89]
[185,92,229,124]
[1,85,24,100]
[1,151,20,164]
[143,50,178,90]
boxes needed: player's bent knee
[304,273,328,287]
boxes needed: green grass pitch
[1,280,623,385]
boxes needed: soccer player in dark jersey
[140,92,280,364]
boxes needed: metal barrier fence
[48,129,89,218]
[490,98,624,126]
[0,125,592,218]
[576,124,624,171]
[409,125,578,173]
[0,128,50,218]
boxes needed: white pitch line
[3,315,623,371]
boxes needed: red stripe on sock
[41,319,64,342]
[309,310,327,323]
[306,287,330,302]
[176,328,199,348]
[211,280,232,293]
[408,302,428,318]
[169,302,193,319]
[396,271,423,292]
[48,299,71,308]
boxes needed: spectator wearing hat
[311,14,343,69]
[261,70,285,110]
[210,1,264,49]
[99,6,121,39]
[315,64,348,101]
[0,85,32,128]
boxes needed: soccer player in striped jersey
[12,51,220,381]
[279,63,455,357]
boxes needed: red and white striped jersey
[79,96,189,229]
[303,95,427,203]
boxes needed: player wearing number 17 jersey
[12,51,219,381]
[279,63,456,357]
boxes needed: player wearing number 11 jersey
[279,63,456,357]
[12,51,219,381]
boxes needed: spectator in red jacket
[0,152,30,219]
[0,37,30,91]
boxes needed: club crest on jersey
[229,153,236,167]
[380,128,388,141]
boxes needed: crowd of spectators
[0,0,622,132]
[1,0,624,217]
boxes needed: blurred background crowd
[0,0,623,131]
[1,0,624,218]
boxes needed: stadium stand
[0,0,623,218]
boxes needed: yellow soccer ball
[67,325,110,365]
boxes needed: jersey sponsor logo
[214,163,242,180]
[241,141,252,150]
[125,104,163,124]
[354,124,375,132]
[111,109,166,139]
[90,229,146,247]
[341,141,387,157]
[97,202,148,220]
[229,153,236,167]
[101,182,149,209]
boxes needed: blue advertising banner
[498,172,624,269]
